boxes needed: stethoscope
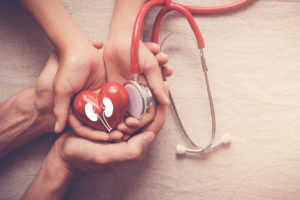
[125,0,253,155]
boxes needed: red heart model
[73,82,129,132]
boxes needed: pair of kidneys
[73,82,151,132]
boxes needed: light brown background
[0,0,300,199]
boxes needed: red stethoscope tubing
[130,0,253,74]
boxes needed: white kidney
[84,103,98,122]
[102,97,113,118]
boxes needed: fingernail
[143,133,154,147]
[54,122,59,133]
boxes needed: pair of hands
[35,33,172,175]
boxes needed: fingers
[58,130,155,172]
[141,58,169,105]
[124,117,140,127]
[144,43,173,78]
[126,131,155,161]
[91,41,103,49]
[53,56,90,133]
[108,131,155,162]
[36,52,59,91]
[117,100,156,139]
[143,81,169,135]
[144,43,169,68]
[117,122,136,135]
[139,43,170,105]
[68,112,119,141]
[156,52,168,65]
[90,130,155,164]
[53,82,73,133]
[39,52,60,81]
[144,42,160,55]
[161,65,173,78]
[155,51,173,78]
[56,83,170,172]
[108,131,124,141]
[69,110,123,141]
[117,82,169,140]
[122,135,130,141]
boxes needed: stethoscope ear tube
[130,0,252,155]
[176,133,232,155]
[160,32,231,155]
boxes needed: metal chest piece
[124,80,152,118]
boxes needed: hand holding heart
[23,41,171,200]
[36,41,172,141]
[70,40,172,141]
[36,48,124,141]
[104,33,173,141]
[35,45,170,167]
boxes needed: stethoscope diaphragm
[124,81,152,118]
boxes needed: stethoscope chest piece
[124,81,152,118]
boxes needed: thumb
[129,131,155,149]
[139,45,169,105]
[53,81,74,133]
[126,131,155,160]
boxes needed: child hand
[104,33,173,140]
[53,41,106,133]
[35,47,124,141]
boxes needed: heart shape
[73,82,129,132]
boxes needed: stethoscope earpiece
[124,80,152,118]
[176,144,187,155]
[221,133,232,145]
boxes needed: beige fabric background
[0,0,300,199]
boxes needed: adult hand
[55,82,169,173]
[22,83,169,200]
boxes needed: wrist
[0,88,53,157]
[21,88,55,134]
[109,0,147,39]
[108,30,131,42]
[22,147,77,200]
[33,89,56,133]
[59,37,92,57]
[45,148,78,187]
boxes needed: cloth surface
[0,0,300,199]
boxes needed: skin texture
[0,50,124,160]
[104,0,173,141]
[4,0,173,198]
[37,51,126,142]
[20,0,172,138]
[20,0,107,134]
[21,50,170,200]
[0,88,54,158]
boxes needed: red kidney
[73,82,129,132]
